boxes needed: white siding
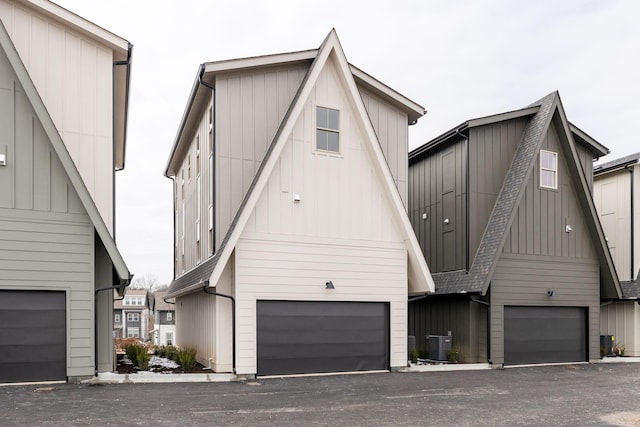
[594,169,632,281]
[233,57,409,374]
[235,235,407,374]
[360,87,409,207]
[600,302,640,357]
[175,254,234,372]
[0,1,115,233]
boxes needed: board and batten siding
[0,47,99,378]
[490,120,602,364]
[0,0,116,233]
[359,87,409,207]
[593,168,633,281]
[409,137,467,273]
[600,302,640,357]
[468,118,527,265]
[231,56,409,374]
[235,235,407,374]
[175,255,234,372]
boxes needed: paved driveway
[1,363,639,426]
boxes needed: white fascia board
[467,106,540,128]
[349,65,425,123]
[203,49,318,74]
[19,0,129,53]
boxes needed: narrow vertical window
[540,150,558,189]
[316,106,340,153]
[196,135,201,176]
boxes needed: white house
[0,0,131,383]
[164,30,434,377]
[595,153,640,356]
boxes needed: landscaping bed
[116,353,210,374]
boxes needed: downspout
[203,283,236,374]
[112,43,133,240]
[455,128,470,272]
[198,67,216,251]
[625,164,635,281]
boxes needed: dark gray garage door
[257,300,389,376]
[504,306,587,365]
[0,291,66,383]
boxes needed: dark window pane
[317,129,328,151]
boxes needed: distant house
[594,153,640,356]
[114,289,154,341]
[0,1,131,383]
[164,30,434,377]
[408,92,620,366]
[153,291,176,346]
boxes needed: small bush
[409,347,420,364]
[124,342,150,370]
[447,345,460,363]
[176,347,198,372]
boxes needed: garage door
[0,291,66,383]
[504,306,587,365]
[257,300,389,376]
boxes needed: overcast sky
[53,0,640,286]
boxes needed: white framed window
[114,313,121,323]
[127,312,140,322]
[167,312,173,322]
[166,332,173,346]
[187,154,192,181]
[540,150,558,189]
[196,135,201,176]
[124,296,144,306]
[316,106,340,153]
[180,170,185,200]
[127,327,140,338]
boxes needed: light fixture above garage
[547,290,556,297]
[325,281,335,289]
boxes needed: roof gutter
[114,43,133,171]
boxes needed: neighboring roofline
[409,106,540,162]
[17,0,129,53]
[569,122,609,158]
[167,29,434,299]
[0,19,131,287]
[594,152,640,176]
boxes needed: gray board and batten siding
[0,29,125,380]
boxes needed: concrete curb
[85,372,237,384]
[401,363,492,373]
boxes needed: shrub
[124,342,150,370]
[447,345,460,363]
[409,346,420,364]
[176,347,198,372]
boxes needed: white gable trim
[0,20,131,286]
[207,29,434,294]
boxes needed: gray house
[594,153,640,355]
[0,2,131,383]
[408,92,621,366]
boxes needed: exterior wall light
[325,281,335,289]
[547,290,556,297]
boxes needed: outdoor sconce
[325,281,335,289]
[0,153,5,166]
[565,224,573,233]
[547,290,556,297]
[293,194,301,203]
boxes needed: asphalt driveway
[1,363,639,426]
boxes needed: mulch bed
[115,353,210,374]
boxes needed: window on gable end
[316,106,340,153]
[540,150,558,189]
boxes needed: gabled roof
[164,39,425,177]
[421,92,620,298]
[167,29,434,298]
[410,103,608,164]
[7,0,132,170]
[0,19,131,292]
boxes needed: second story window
[114,313,120,323]
[316,106,340,153]
[127,312,139,322]
[540,150,558,189]
[167,312,173,322]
